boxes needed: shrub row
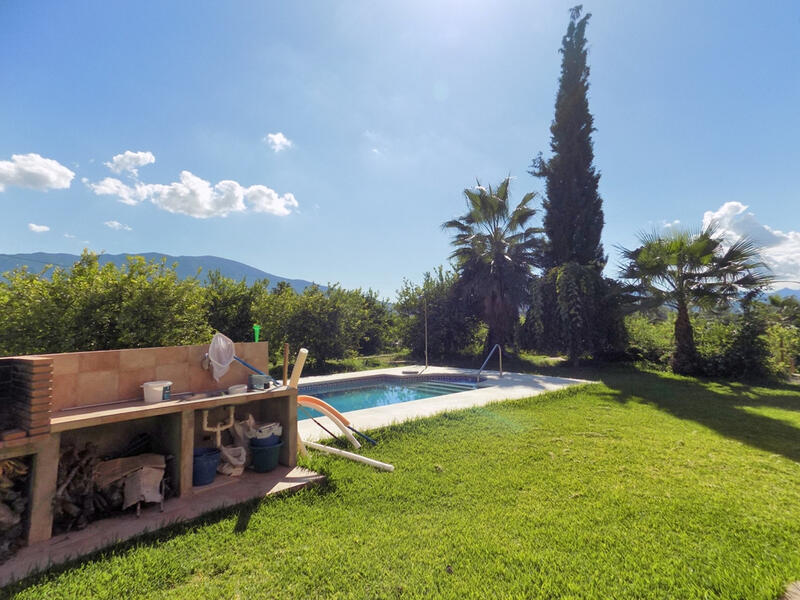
[0,252,393,369]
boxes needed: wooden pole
[283,343,289,385]
[423,295,428,369]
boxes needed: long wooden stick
[283,343,289,385]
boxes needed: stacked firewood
[53,442,104,534]
[0,458,29,562]
[53,439,174,535]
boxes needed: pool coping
[296,366,592,442]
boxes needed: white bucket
[142,380,172,404]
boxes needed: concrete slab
[0,466,324,587]
[298,366,590,442]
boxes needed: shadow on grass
[1,471,336,596]
[599,370,800,463]
[233,501,257,534]
[500,353,800,464]
[430,350,800,463]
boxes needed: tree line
[0,252,394,370]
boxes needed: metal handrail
[476,344,503,385]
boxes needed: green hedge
[0,252,394,368]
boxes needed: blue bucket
[193,447,220,486]
[249,434,281,447]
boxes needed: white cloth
[122,466,164,509]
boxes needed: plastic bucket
[193,447,221,486]
[250,434,281,447]
[142,380,172,404]
[248,374,269,390]
[250,441,283,473]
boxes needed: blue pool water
[297,379,475,420]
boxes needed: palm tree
[620,225,772,374]
[443,177,542,351]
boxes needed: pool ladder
[476,344,503,385]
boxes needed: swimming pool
[297,376,478,420]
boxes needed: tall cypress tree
[530,5,604,270]
[522,6,622,363]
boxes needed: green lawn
[6,367,800,599]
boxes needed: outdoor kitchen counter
[49,385,297,432]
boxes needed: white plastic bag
[232,414,257,448]
[218,445,246,476]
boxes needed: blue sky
[2,0,799,294]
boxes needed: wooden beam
[178,410,194,497]
[27,432,60,543]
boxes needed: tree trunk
[483,293,508,355]
[568,344,581,367]
[671,300,699,375]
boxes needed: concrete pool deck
[297,366,591,442]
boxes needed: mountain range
[0,252,321,292]
[773,288,800,300]
[1,252,796,300]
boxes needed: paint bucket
[250,441,283,472]
[193,447,221,486]
[142,380,172,404]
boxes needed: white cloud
[703,201,800,289]
[246,186,298,216]
[28,223,50,233]
[0,154,74,192]
[104,150,155,176]
[146,172,247,218]
[264,132,292,153]
[104,220,132,231]
[87,170,298,219]
[88,177,145,206]
[64,233,76,238]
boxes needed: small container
[227,384,247,395]
[248,374,269,390]
[250,441,283,472]
[193,447,221,486]
[142,380,172,404]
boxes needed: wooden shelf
[50,386,296,432]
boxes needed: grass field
[5,366,800,599]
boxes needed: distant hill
[0,252,322,292]
[771,288,800,300]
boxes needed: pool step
[423,381,475,392]
[412,382,474,395]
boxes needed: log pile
[0,457,29,563]
[53,440,174,535]
[53,442,103,534]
